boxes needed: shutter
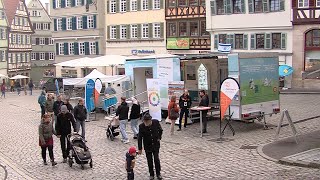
[116,0,120,12]
[210,0,216,15]
[248,0,253,13]
[71,0,76,6]
[93,15,97,28]
[250,34,256,49]
[48,23,51,30]
[61,0,66,8]
[54,19,57,31]
[280,0,285,10]
[36,53,40,60]
[241,0,245,13]
[262,0,269,12]
[214,34,218,49]
[45,53,49,60]
[229,34,235,48]
[264,33,271,49]
[160,22,164,38]
[137,0,141,11]
[81,0,85,5]
[107,26,110,39]
[137,24,141,38]
[53,0,56,9]
[149,23,153,38]
[84,42,90,55]
[149,0,153,10]
[95,41,99,55]
[45,38,49,45]
[72,17,77,30]
[62,18,66,30]
[74,42,79,55]
[83,16,88,29]
[127,0,130,11]
[56,43,59,55]
[64,43,69,55]
[116,25,120,39]
[243,34,248,49]
[160,0,164,9]
[36,38,39,45]
[126,25,130,39]
[107,0,110,13]
[281,33,287,49]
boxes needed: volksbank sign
[131,49,155,55]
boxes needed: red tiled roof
[3,0,20,25]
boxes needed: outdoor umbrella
[10,75,30,80]
[279,65,294,77]
[0,74,8,78]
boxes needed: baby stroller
[106,116,120,141]
[67,133,92,170]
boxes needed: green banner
[167,38,190,50]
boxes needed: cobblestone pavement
[0,92,320,180]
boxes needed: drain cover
[240,145,258,149]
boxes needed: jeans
[179,108,189,129]
[60,135,71,159]
[76,120,86,139]
[130,118,139,137]
[1,91,5,98]
[146,149,161,177]
[119,119,128,141]
[41,145,54,161]
[40,106,45,118]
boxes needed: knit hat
[129,146,136,155]
[60,105,68,113]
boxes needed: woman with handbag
[168,96,179,135]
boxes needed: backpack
[169,105,179,120]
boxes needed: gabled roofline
[27,0,51,21]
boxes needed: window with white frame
[40,38,45,45]
[131,25,138,38]
[36,23,41,30]
[79,42,85,55]
[49,38,54,45]
[59,43,64,55]
[16,54,20,62]
[49,52,54,60]
[21,53,25,62]
[17,35,21,44]
[56,0,61,8]
[27,35,30,44]
[12,34,16,44]
[69,42,74,55]
[317,0,320,7]
[131,0,137,11]
[26,53,30,62]
[142,24,148,38]
[66,0,71,7]
[75,0,81,6]
[153,0,160,9]
[298,0,309,8]
[120,0,127,12]
[90,42,96,54]
[121,25,127,39]
[110,0,117,13]
[67,18,72,30]
[77,16,83,29]
[111,26,117,39]
[32,11,37,17]
[43,23,49,30]
[57,18,62,31]
[21,35,24,44]
[88,15,94,29]
[31,53,36,60]
[142,0,148,10]
[40,53,45,60]
[153,23,160,38]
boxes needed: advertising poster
[168,81,185,101]
[157,58,173,81]
[167,38,190,50]
[220,78,239,120]
[85,79,95,112]
[146,79,161,121]
[239,58,279,105]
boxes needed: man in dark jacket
[55,105,77,163]
[178,89,192,130]
[138,113,163,180]
[74,98,87,139]
[53,95,63,117]
[116,97,129,143]
[199,90,209,133]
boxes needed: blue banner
[85,79,95,112]
[55,79,59,95]
[279,65,294,77]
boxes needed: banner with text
[85,79,95,112]
[220,78,239,120]
[147,79,162,121]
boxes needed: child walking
[39,113,57,166]
[126,146,137,180]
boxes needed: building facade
[206,0,293,88]
[105,0,166,56]
[292,0,320,87]
[4,0,34,81]
[51,0,106,77]
[28,0,55,85]
[165,0,210,55]
[0,0,8,76]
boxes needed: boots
[51,160,57,166]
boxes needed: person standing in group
[39,79,44,89]
[126,146,137,180]
[45,94,54,119]
[104,83,117,115]
[28,79,34,95]
[116,97,129,144]
[55,105,77,163]
[199,90,209,133]
[1,80,6,98]
[178,90,192,130]
[129,97,140,139]
[62,97,74,113]
[53,95,63,124]
[39,113,57,166]
[10,80,14,92]
[138,113,163,180]
[38,91,47,118]
[168,96,179,135]
[74,98,87,139]
[15,80,21,96]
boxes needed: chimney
[45,3,50,15]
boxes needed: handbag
[169,105,179,120]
